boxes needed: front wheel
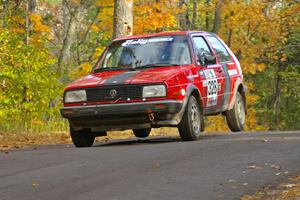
[225,92,246,132]
[178,95,203,141]
[133,128,151,138]
[70,126,95,147]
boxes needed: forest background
[0,0,299,146]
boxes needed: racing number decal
[207,79,218,96]
[203,69,218,107]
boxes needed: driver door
[191,36,225,111]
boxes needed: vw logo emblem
[109,89,117,98]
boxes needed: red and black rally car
[60,31,246,147]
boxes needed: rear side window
[207,36,232,63]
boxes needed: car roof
[113,31,214,41]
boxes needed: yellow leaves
[280,55,287,62]
[9,16,25,25]
[219,0,298,80]
[29,14,50,33]
[70,47,104,80]
[246,81,255,92]
[6,13,50,41]
[91,24,100,32]
[247,94,259,105]
[96,0,114,7]
[97,5,114,39]
[257,64,266,72]
[205,115,230,133]
[134,0,178,34]
[70,63,92,80]
[245,108,267,131]
[92,47,105,61]
[8,16,26,34]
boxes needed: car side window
[207,36,232,63]
[192,36,213,65]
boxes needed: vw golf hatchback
[61,31,247,147]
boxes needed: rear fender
[228,79,247,114]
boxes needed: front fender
[172,84,202,124]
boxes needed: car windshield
[93,35,191,71]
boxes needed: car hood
[66,66,191,90]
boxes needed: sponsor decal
[187,71,199,80]
[218,82,222,92]
[199,70,205,76]
[203,69,216,79]
[228,69,238,76]
[122,37,174,46]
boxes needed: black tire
[70,126,95,147]
[178,95,203,141]
[225,92,246,132]
[133,128,151,138]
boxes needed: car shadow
[93,134,223,147]
[93,136,180,147]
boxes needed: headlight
[143,85,166,98]
[64,90,87,103]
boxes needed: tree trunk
[25,0,36,45]
[178,0,190,30]
[227,29,232,47]
[28,0,36,12]
[191,0,197,30]
[273,71,281,129]
[273,60,287,129]
[2,0,8,28]
[58,0,81,68]
[205,0,210,31]
[113,0,133,39]
[212,0,223,33]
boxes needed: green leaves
[0,29,64,133]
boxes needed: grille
[85,85,144,102]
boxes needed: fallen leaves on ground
[154,163,160,169]
[0,131,71,151]
[31,181,39,188]
[271,164,282,171]
[241,175,300,200]
[248,165,263,170]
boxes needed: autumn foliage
[0,0,299,136]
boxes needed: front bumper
[60,100,183,131]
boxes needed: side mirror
[204,55,216,66]
[196,52,205,66]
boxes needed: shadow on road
[93,134,223,147]
[93,136,181,147]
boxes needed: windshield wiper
[134,63,180,69]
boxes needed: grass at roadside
[0,127,180,151]
[241,176,300,200]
